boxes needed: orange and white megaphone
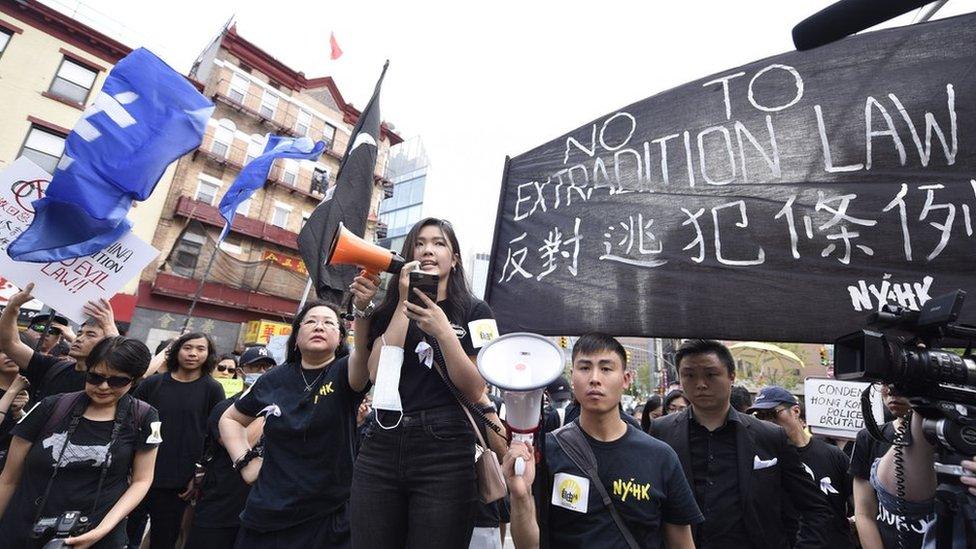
[327,222,405,276]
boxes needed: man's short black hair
[674,339,735,376]
[730,385,753,413]
[571,332,627,369]
[86,336,152,379]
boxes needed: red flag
[330,32,343,60]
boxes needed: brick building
[0,0,170,324]
[127,24,400,352]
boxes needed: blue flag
[8,48,214,262]
[217,135,326,241]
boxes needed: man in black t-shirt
[748,385,855,548]
[849,386,934,548]
[504,333,702,549]
[185,345,277,549]
[0,283,118,402]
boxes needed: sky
[42,0,976,262]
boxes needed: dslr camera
[834,290,976,456]
[31,510,91,548]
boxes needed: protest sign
[804,377,884,440]
[266,334,289,366]
[487,13,976,342]
[0,158,159,324]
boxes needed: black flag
[298,61,388,303]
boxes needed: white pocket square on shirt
[753,456,778,470]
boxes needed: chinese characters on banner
[243,319,292,345]
[487,14,976,342]
[262,250,309,276]
[0,158,159,324]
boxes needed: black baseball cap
[28,313,69,333]
[746,386,799,412]
[546,375,571,401]
[240,345,277,368]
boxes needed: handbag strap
[426,337,505,440]
[456,396,489,449]
[553,421,641,549]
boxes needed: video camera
[31,510,90,548]
[834,290,976,456]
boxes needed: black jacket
[648,408,832,549]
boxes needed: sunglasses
[30,325,62,336]
[754,407,788,421]
[217,365,236,374]
[85,372,133,388]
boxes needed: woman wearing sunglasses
[130,332,224,549]
[213,355,238,379]
[0,336,158,548]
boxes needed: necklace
[300,367,325,392]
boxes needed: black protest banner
[486,13,976,343]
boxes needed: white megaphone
[477,333,564,476]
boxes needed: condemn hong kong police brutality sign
[804,378,883,440]
[486,14,976,342]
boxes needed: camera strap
[32,393,134,527]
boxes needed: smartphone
[408,270,439,306]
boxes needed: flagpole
[296,277,313,315]
[32,309,58,354]
[181,243,221,334]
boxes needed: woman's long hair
[286,300,347,364]
[165,332,218,375]
[367,218,471,349]
[640,394,662,432]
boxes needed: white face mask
[243,372,263,387]
[372,344,404,429]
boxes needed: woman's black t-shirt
[0,394,160,548]
[133,372,224,489]
[234,357,366,532]
[372,296,494,413]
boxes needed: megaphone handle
[515,456,526,476]
[343,269,378,321]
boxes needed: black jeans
[235,504,350,549]
[350,404,477,548]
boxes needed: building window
[173,227,206,277]
[212,119,235,158]
[260,90,278,119]
[19,125,66,174]
[229,73,249,104]
[296,110,311,136]
[281,160,298,186]
[49,57,98,105]
[219,234,243,255]
[0,29,11,57]
[271,202,291,228]
[311,167,329,194]
[322,124,336,149]
[245,134,265,164]
[195,177,221,205]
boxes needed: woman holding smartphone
[350,217,496,548]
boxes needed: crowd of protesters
[0,216,970,548]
